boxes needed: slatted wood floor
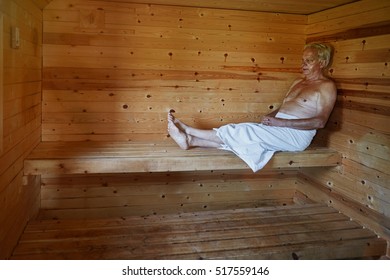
[12,203,386,259]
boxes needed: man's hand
[261,116,284,127]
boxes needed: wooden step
[24,141,341,175]
[11,204,387,260]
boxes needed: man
[168,43,337,172]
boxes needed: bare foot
[168,111,190,134]
[168,113,190,150]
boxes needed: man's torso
[278,78,328,119]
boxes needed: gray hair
[304,43,332,68]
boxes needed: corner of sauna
[0,0,44,259]
[296,0,390,250]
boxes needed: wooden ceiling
[34,0,360,14]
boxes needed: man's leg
[169,112,223,144]
[168,112,223,149]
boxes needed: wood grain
[24,141,341,175]
[11,203,387,259]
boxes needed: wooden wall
[37,0,310,220]
[38,170,301,220]
[0,0,42,259]
[1,0,388,257]
[40,1,390,242]
[42,0,306,141]
[299,0,390,241]
[1,14,3,154]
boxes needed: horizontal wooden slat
[36,199,295,220]
[44,0,356,16]
[307,1,390,35]
[24,141,341,175]
[11,203,387,259]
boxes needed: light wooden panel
[307,0,390,35]
[38,170,299,219]
[46,0,359,15]
[42,0,306,141]
[36,0,361,14]
[297,174,390,243]
[0,14,3,155]
[0,0,42,259]
[24,142,341,175]
[303,0,390,247]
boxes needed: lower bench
[24,141,341,175]
[11,203,386,259]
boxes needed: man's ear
[319,59,327,69]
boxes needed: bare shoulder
[317,78,337,113]
[319,77,336,89]
[318,78,337,97]
[292,77,305,86]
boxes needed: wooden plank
[41,87,288,102]
[23,204,338,233]
[40,173,296,199]
[11,236,386,260]
[42,22,305,46]
[40,189,296,209]
[42,47,301,67]
[43,54,299,71]
[342,158,389,192]
[37,169,299,219]
[42,0,355,17]
[308,0,389,25]
[37,199,296,220]
[176,238,387,260]
[41,75,294,91]
[41,132,166,142]
[41,100,276,114]
[0,14,3,155]
[44,0,309,24]
[20,219,355,244]
[326,34,390,52]
[23,142,341,175]
[307,1,390,35]
[40,177,295,200]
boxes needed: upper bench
[24,141,341,175]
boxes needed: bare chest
[279,83,320,117]
[285,83,319,104]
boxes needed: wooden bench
[24,141,341,175]
[19,142,387,260]
[11,203,387,259]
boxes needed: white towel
[214,112,316,172]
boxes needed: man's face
[301,48,323,76]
